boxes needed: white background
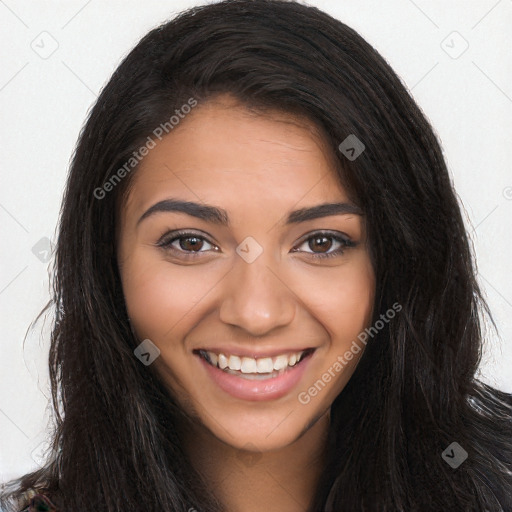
[1,0,511,485]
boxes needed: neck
[179,410,330,512]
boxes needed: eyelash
[156,229,356,260]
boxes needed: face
[117,95,375,452]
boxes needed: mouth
[193,347,316,401]
[195,348,315,379]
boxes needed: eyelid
[292,230,356,259]
[293,229,353,247]
[156,229,218,258]
[156,228,214,247]
[156,228,356,259]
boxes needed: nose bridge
[219,247,296,336]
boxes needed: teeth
[241,357,258,373]
[273,354,289,371]
[257,357,274,373]
[228,355,241,370]
[203,350,307,374]
[218,353,228,370]
[209,352,218,367]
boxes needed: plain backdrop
[1,0,511,485]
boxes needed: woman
[1,0,511,510]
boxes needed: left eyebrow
[136,198,363,227]
[286,202,363,223]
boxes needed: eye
[156,230,218,258]
[291,231,356,259]
[156,229,356,261]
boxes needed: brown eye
[308,235,333,254]
[157,231,217,257]
[178,236,204,252]
[292,231,356,260]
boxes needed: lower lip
[197,352,314,401]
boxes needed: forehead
[123,97,349,220]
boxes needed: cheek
[299,259,375,339]
[122,246,375,343]
[295,259,375,402]
[120,251,217,340]
[334,272,375,333]
[329,265,375,364]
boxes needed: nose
[219,253,296,337]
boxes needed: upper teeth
[203,350,305,374]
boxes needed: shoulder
[17,490,59,512]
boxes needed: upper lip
[193,346,316,359]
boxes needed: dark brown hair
[2,1,511,510]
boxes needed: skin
[117,94,375,512]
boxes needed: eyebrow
[136,198,363,227]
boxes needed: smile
[197,348,314,376]
[194,347,316,401]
